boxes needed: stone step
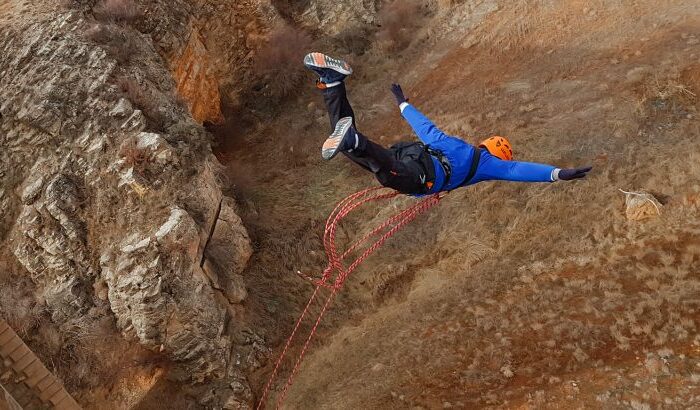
[0,319,81,409]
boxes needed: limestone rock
[101,207,230,381]
[110,98,134,118]
[621,190,662,221]
[12,173,94,322]
[1,3,257,389]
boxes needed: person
[303,52,592,196]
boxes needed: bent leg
[346,133,430,195]
[471,150,556,183]
[342,131,397,173]
[319,84,390,172]
[322,83,356,132]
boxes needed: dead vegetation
[118,136,149,172]
[93,0,141,23]
[85,23,138,64]
[253,22,312,98]
[376,0,426,52]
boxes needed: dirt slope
[217,1,700,408]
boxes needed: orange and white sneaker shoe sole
[322,117,354,160]
[304,52,353,75]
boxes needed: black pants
[321,84,435,195]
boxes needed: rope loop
[256,188,443,409]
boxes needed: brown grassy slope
[217,0,700,408]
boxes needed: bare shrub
[84,23,137,65]
[118,136,149,171]
[93,0,141,23]
[84,22,113,43]
[0,284,44,335]
[335,26,372,56]
[108,33,137,64]
[377,0,424,52]
[254,22,312,98]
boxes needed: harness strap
[426,147,452,186]
[460,147,482,187]
[426,146,482,190]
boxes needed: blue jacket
[400,104,557,193]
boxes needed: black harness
[426,146,482,190]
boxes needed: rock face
[100,207,231,381]
[0,2,256,401]
[300,0,381,34]
[204,197,254,304]
[171,29,224,124]
[142,0,271,108]
[14,173,93,323]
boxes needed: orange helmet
[479,136,513,160]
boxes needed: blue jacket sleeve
[401,104,448,145]
[470,153,557,184]
[500,160,557,182]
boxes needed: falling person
[304,53,592,195]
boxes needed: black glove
[390,83,408,106]
[558,166,592,181]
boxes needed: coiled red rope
[256,187,444,409]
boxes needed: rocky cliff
[0,1,259,406]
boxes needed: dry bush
[84,22,112,43]
[56,313,139,390]
[0,283,44,335]
[84,23,137,65]
[335,26,372,56]
[107,33,137,64]
[93,0,141,23]
[635,76,697,116]
[254,22,312,98]
[117,76,167,131]
[377,0,424,52]
[118,136,149,171]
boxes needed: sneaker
[322,117,356,160]
[303,52,353,84]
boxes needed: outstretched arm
[473,153,592,184]
[391,84,448,145]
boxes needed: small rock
[657,347,673,358]
[20,176,44,204]
[626,67,650,83]
[110,98,134,118]
[644,356,668,375]
[629,399,651,410]
[372,363,385,372]
[621,190,662,220]
[501,365,514,378]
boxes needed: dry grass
[253,22,312,99]
[93,0,141,23]
[636,76,696,112]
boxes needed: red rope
[256,188,443,409]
